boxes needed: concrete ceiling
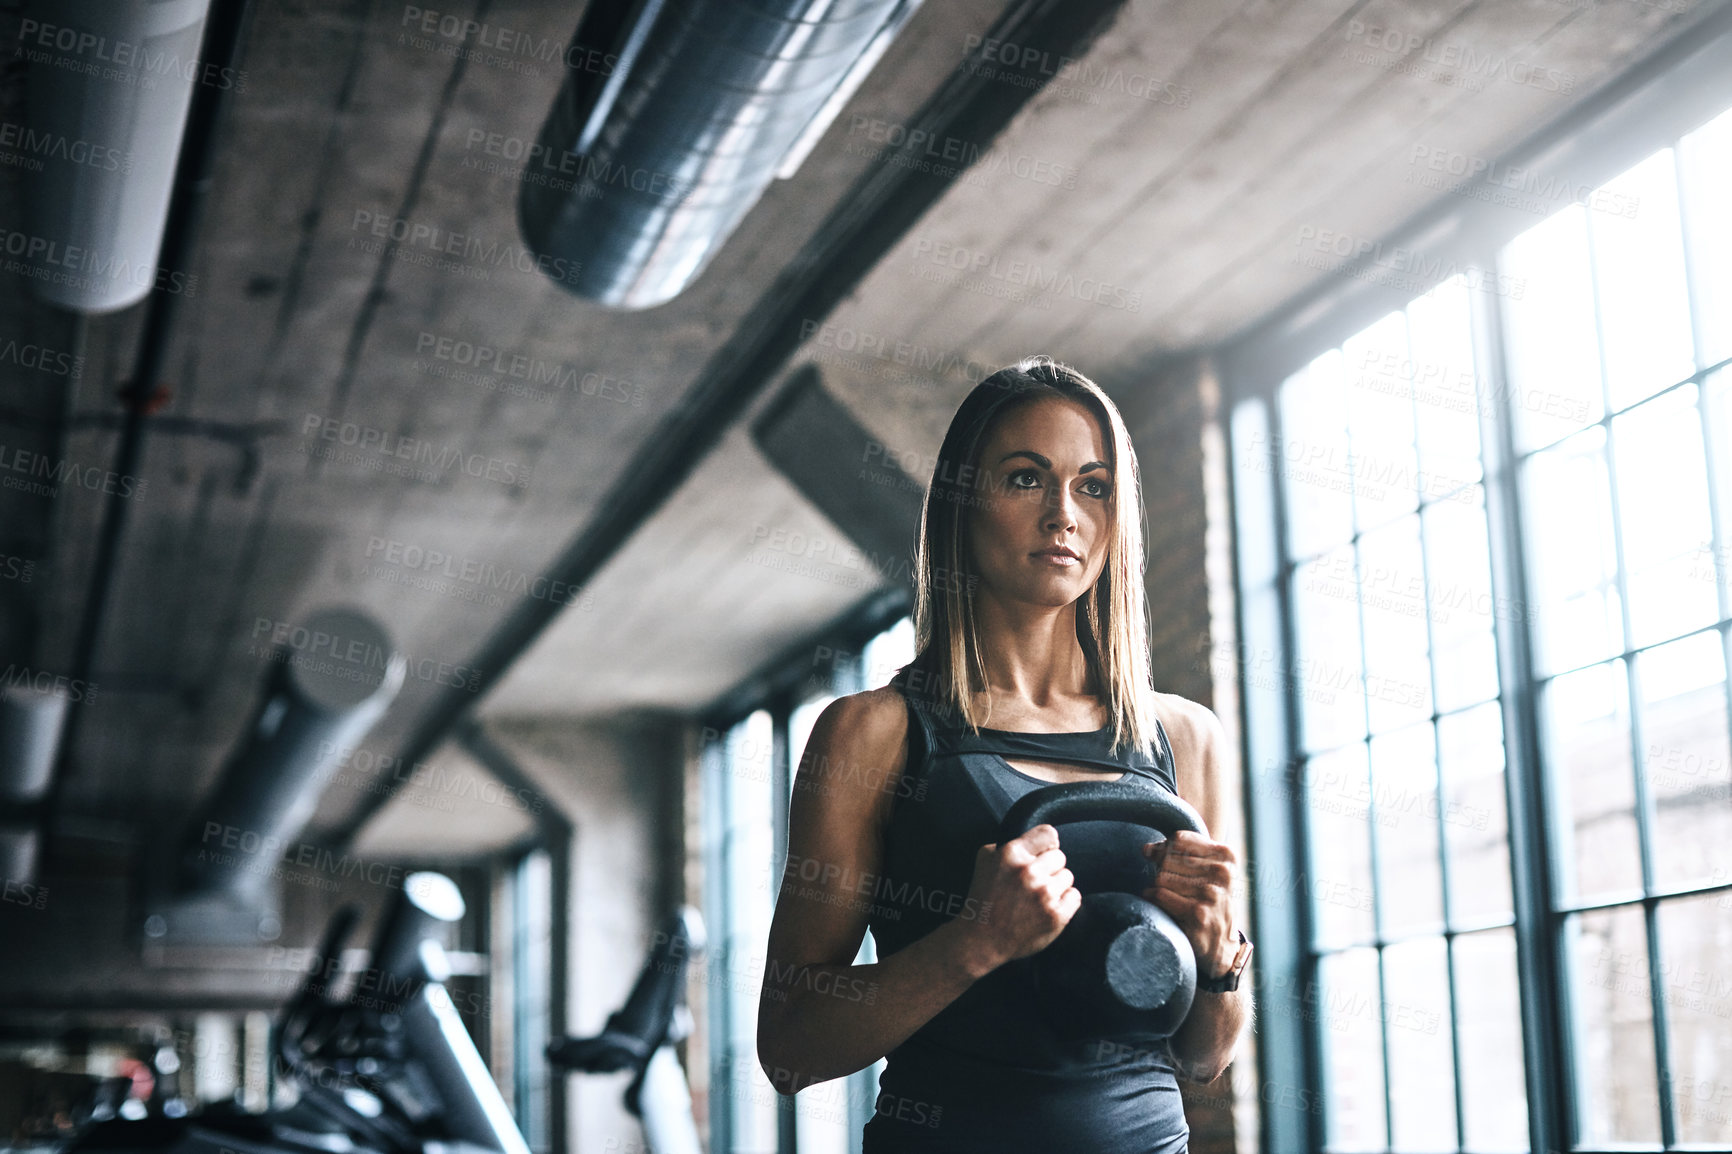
[0,0,1721,851]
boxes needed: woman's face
[965,396,1114,609]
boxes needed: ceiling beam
[327,0,1136,848]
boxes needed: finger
[1165,832,1237,861]
[1021,824,1061,852]
[1026,846,1068,879]
[1149,874,1234,905]
[1156,831,1240,859]
[1151,859,1235,888]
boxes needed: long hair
[892,355,1158,758]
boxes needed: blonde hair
[892,355,1159,758]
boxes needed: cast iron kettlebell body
[1000,780,1207,1041]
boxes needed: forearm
[1167,982,1252,1083]
[759,919,989,1094]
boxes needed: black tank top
[860,672,1190,1154]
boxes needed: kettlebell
[1000,780,1207,1041]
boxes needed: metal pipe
[176,607,404,902]
[43,0,255,845]
[519,0,921,308]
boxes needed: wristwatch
[1198,929,1253,993]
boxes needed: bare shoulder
[764,685,910,973]
[1150,692,1230,836]
[1150,691,1226,767]
[805,685,910,772]
[793,685,911,821]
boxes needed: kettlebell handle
[1001,781,1207,842]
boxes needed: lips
[1033,546,1080,560]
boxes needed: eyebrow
[996,450,1109,474]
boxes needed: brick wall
[1117,354,1255,1154]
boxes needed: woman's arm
[1142,694,1253,1084]
[756,687,1080,1095]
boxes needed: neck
[967,590,1094,711]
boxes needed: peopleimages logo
[0,440,149,501]
[348,210,581,287]
[0,121,132,174]
[910,237,1142,312]
[248,617,483,693]
[0,225,197,298]
[15,18,248,92]
[300,413,532,489]
[1,663,97,703]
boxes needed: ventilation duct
[518,0,921,309]
[0,683,69,888]
[19,0,216,313]
[170,607,405,914]
[750,364,924,572]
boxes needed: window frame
[1219,12,1732,1153]
[700,589,912,1154]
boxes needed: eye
[1081,477,1111,499]
[1006,468,1042,490]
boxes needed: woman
[756,356,1251,1152]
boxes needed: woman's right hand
[956,824,1081,972]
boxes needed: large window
[1231,98,1732,1153]
[702,611,915,1154]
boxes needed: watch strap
[1197,929,1251,993]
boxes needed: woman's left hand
[1141,833,1238,978]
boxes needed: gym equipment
[545,908,706,1154]
[55,881,706,1154]
[1000,780,1207,1041]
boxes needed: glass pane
[1423,489,1502,714]
[790,694,837,806]
[1589,149,1697,411]
[1572,905,1661,1144]
[1454,928,1529,1151]
[1500,204,1604,454]
[861,616,915,690]
[1343,312,1421,533]
[723,710,779,1153]
[1357,516,1433,734]
[1307,742,1376,950]
[1680,106,1732,368]
[1370,723,1443,939]
[1524,426,1622,676]
[1320,948,1388,1151]
[1293,542,1368,753]
[794,1077,854,1154]
[1703,369,1732,596]
[1612,386,1718,649]
[1280,348,1356,560]
[1405,276,1485,495]
[1546,661,1640,904]
[1383,937,1457,1151]
[1436,703,1514,927]
[1637,631,1732,892]
[1658,892,1732,1145]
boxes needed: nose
[1042,486,1078,533]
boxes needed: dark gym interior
[2,0,1731,1151]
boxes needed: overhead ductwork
[19,0,217,313]
[750,364,925,574]
[161,607,404,933]
[0,683,69,888]
[519,0,922,309]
